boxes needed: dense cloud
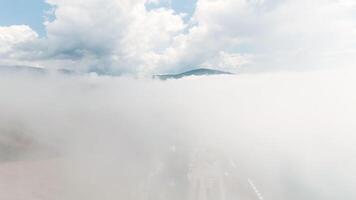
[0,0,355,74]
[1,68,356,199]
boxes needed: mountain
[153,68,233,80]
[0,65,76,75]
[0,66,232,79]
[0,65,47,75]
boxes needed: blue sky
[0,0,50,36]
[172,0,197,15]
[0,0,196,37]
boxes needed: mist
[1,69,356,200]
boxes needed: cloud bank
[1,68,356,199]
[1,0,355,74]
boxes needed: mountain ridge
[153,68,233,80]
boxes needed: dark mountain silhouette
[153,68,233,80]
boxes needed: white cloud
[201,51,252,70]
[0,25,38,62]
[30,0,185,74]
[0,25,38,48]
[169,0,356,72]
[1,0,356,74]
[1,68,356,199]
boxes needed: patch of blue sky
[146,0,197,18]
[0,0,51,37]
[171,0,197,16]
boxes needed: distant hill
[0,65,76,75]
[0,65,47,75]
[153,68,233,80]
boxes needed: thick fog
[0,69,356,200]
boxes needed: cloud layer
[1,68,356,199]
[1,0,356,74]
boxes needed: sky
[0,0,196,36]
[0,0,50,36]
[0,0,355,75]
